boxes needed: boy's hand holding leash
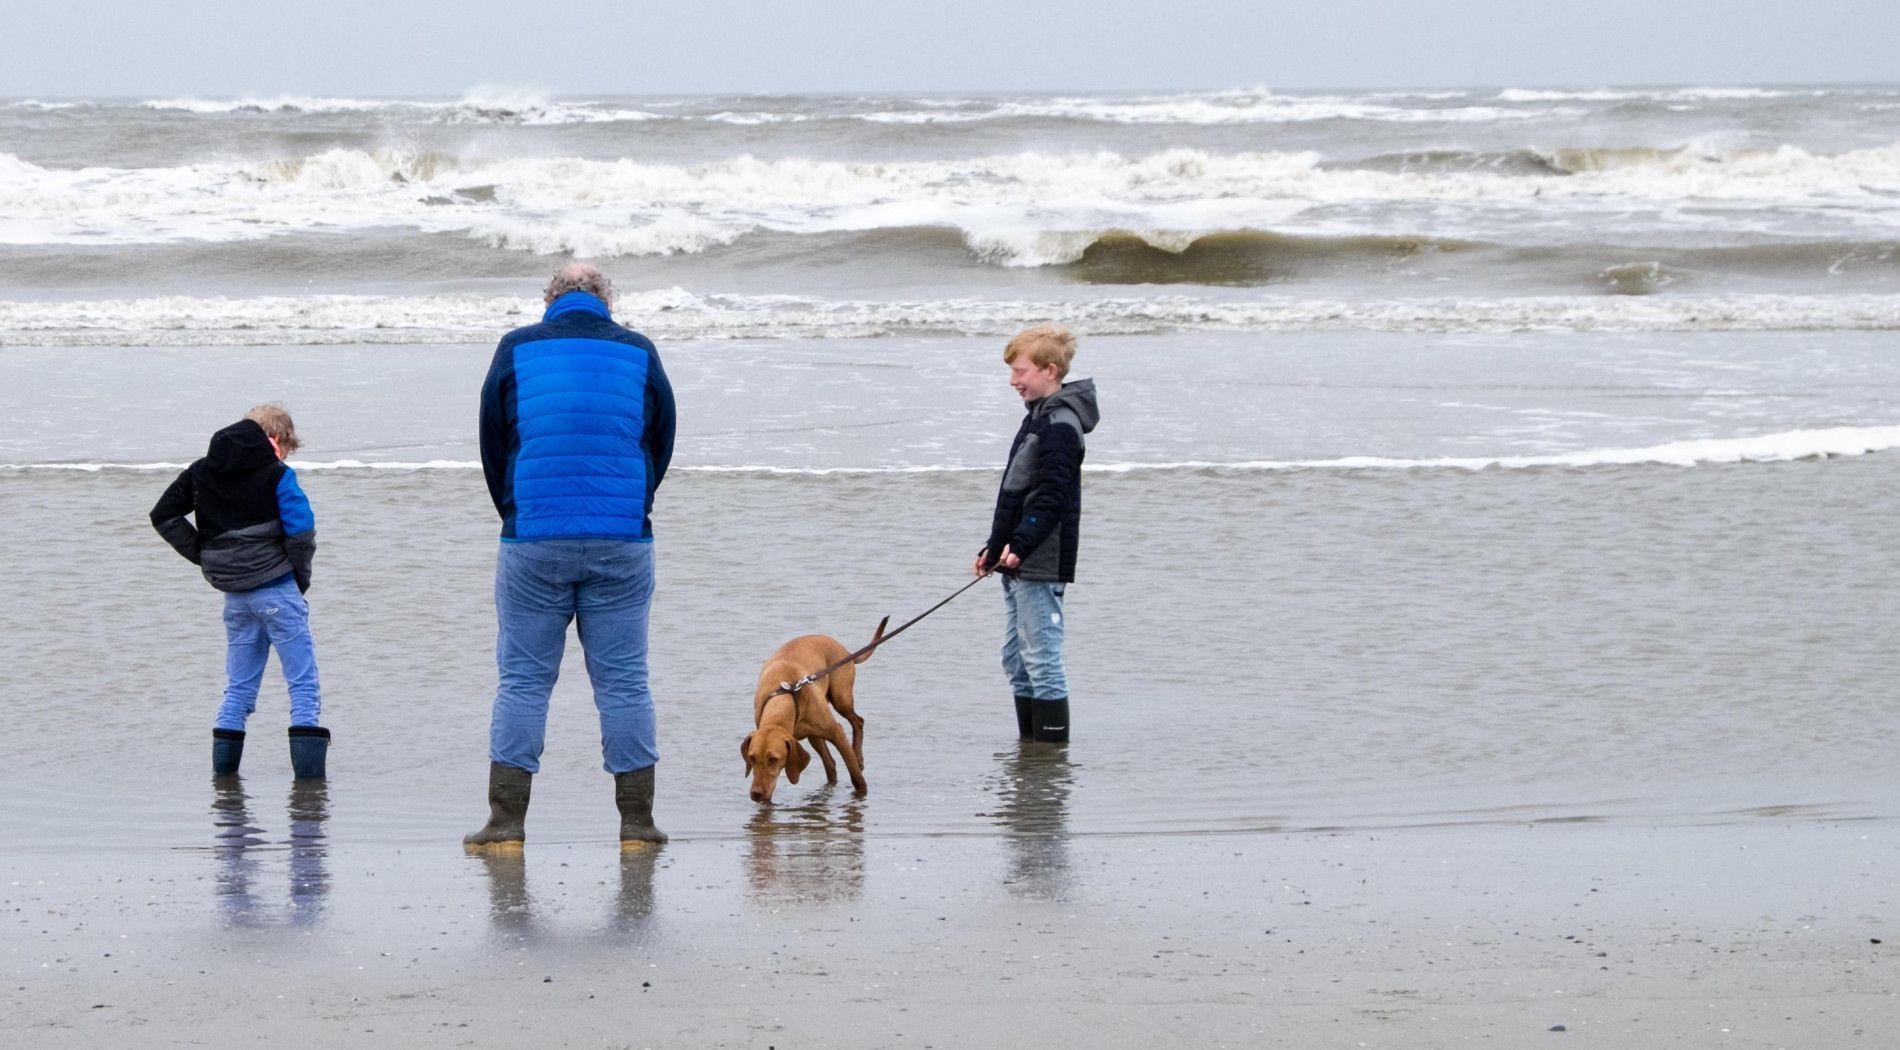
[972,546,1018,577]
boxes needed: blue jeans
[218,575,321,730]
[1000,576,1068,701]
[490,539,657,775]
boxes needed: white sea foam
[1497,88,1644,103]
[9,425,1897,476]
[1668,86,1800,101]
[1496,86,1798,103]
[139,95,419,114]
[4,142,1899,256]
[134,90,659,125]
[4,292,1898,346]
[47,86,1843,126]
[859,94,1570,125]
[1091,425,1900,472]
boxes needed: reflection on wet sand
[613,847,660,935]
[211,779,267,927]
[745,789,866,905]
[208,778,332,927]
[469,846,665,941]
[987,744,1075,899]
[286,781,330,926]
[476,853,538,941]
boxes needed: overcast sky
[7,0,1896,97]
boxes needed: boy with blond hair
[151,403,328,779]
[973,324,1100,742]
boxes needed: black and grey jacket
[983,378,1100,583]
[150,419,317,593]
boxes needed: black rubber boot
[614,765,668,849]
[288,725,330,780]
[1030,698,1070,743]
[1014,696,1035,739]
[212,728,246,776]
[465,763,532,852]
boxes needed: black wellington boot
[464,762,532,852]
[1030,698,1070,743]
[614,765,668,849]
[212,728,246,776]
[288,725,330,780]
[1014,696,1034,739]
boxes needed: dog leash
[767,571,995,699]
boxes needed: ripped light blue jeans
[217,574,321,730]
[1000,576,1068,701]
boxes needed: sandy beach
[7,819,1893,1048]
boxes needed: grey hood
[1036,378,1100,434]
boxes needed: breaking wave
[10,426,1897,476]
[1494,86,1802,104]
[136,88,660,125]
[3,143,1899,259]
[18,85,1824,126]
[3,291,1898,346]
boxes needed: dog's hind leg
[827,677,867,766]
[817,719,867,796]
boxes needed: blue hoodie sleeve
[276,467,317,592]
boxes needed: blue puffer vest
[479,291,677,541]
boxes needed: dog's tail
[853,616,890,664]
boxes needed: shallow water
[6,453,1896,856]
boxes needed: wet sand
[6,812,1893,1048]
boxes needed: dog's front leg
[809,736,840,783]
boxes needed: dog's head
[740,727,809,803]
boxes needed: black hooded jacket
[150,419,317,593]
[983,378,1101,583]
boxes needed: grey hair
[543,262,615,306]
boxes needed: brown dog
[741,624,883,803]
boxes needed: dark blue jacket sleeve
[150,468,202,564]
[479,341,515,518]
[276,468,316,592]
[643,346,676,499]
[1009,420,1082,559]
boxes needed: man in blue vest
[465,263,677,853]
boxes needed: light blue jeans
[490,539,657,775]
[1001,576,1068,701]
[218,574,321,730]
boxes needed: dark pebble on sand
[1549,1024,1566,1032]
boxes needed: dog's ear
[786,741,809,784]
[740,732,755,775]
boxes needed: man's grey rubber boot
[288,725,330,780]
[1014,696,1034,739]
[614,765,668,849]
[1030,698,1070,743]
[213,728,246,776]
[464,763,532,852]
